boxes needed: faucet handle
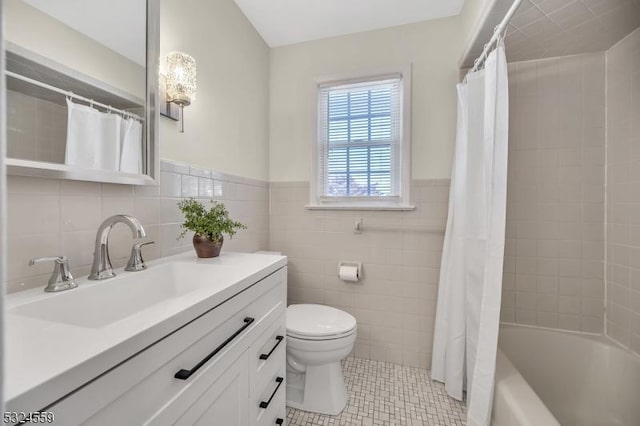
[125,238,155,272]
[29,256,78,292]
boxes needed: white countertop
[5,251,287,413]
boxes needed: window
[310,70,412,210]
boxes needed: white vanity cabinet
[16,262,287,426]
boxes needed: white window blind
[317,76,402,200]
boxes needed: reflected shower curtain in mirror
[65,99,121,171]
[120,117,143,174]
[431,40,509,426]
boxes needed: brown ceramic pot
[192,234,224,258]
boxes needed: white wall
[159,0,270,182]
[5,0,144,99]
[269,0,493,182]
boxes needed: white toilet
[286,304,357,415]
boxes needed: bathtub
[492,324,640,426]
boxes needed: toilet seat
[288,327,356,341]
[286,304,357,341]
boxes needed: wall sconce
[166,51,197,133]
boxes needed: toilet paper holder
[337,261,362,279]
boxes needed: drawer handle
[174,317,255,380]
[259,376,284,409]
[259,335,284,360]
[275,419,284,425]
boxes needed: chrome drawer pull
[174,317,255,380]
[259,335,284,360]
[275,419,284,425]
[259,377,284,409]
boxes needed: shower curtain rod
[465,0,523,80]
[5,70,144,122]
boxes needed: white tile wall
[269,180,450,368]
[501,53,606,332]
[6,160,269,293]
[6,90,66,163]
[605,28,640,355]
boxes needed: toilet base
[286,361,348,415]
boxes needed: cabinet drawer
[250,312,286,391]
[165,351,250,426]
[254,367,286,426]
[257,387,286,426]
[249,311,286,426]
[40,268,286,426]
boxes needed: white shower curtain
[431,40,509,426]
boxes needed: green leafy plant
[177,198,246,242]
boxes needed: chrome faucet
[29,256,78,292]
[89,215,152,280]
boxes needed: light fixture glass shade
[166,51,197,106]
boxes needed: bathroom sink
[10,261,240,328]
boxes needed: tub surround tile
[504,53,606,334]
[5,159,269,293]
[606,28,640,356]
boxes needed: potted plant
[177,198,247,258]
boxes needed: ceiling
[23,0,146,66]
[233,0,465,47]
[462,0,640,67]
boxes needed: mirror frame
[5,0,160,186]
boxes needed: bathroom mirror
[3,0,159,185]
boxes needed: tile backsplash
[269,180,449,368]
[605,28,640,355]
[6,160,269,293]
[500,53,606,333]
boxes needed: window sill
[305,204,415,211]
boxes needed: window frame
[308,65,413,211]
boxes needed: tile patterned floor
[286,357,466,426]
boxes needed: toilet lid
[287,304,357,339]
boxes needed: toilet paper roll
[339,265,359,282]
